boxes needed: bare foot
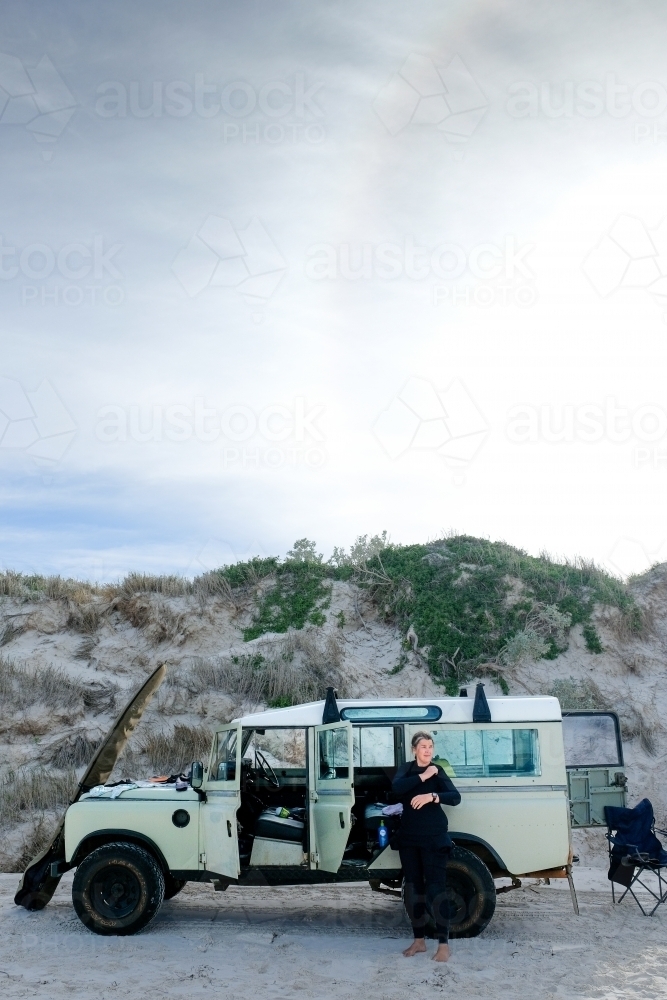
[432,943,451,962]
[403,939,427,957]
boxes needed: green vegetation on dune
[241,544,332,641]
[362,536,637,692]
[229,534,641,694]
[242,562,331,640]
[0,534,642,696]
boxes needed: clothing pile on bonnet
[88,775,191,799]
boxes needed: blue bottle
[377,819,389,849]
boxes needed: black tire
[72,842,165,936]
[402,846,496,940]
[164,876,187,900]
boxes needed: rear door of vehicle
[309,721,354,872]
[201,723,242,878]
[563,711,627,827]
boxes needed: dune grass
[358,536,640,692]
[0,657,118,714]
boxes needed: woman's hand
[410,792,436,810]
[419,765,439,782]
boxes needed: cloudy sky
[1,0,666,580]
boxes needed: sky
[1,0,667,581]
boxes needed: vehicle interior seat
[254,808,305,843]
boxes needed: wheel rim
[91,865,142,920]
[447,870,479,929]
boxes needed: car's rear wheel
[402,846,496,939]
[446,847,496,937]
[164,876,187,900]
[72,842,165,935]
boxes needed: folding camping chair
[605,799,667,916]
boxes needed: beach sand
[1,868,665,999]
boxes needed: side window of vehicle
[211,730,237,782]
[352,726,396,767]
[319,728,350,779]
[562,712,623,768]
[417,727,541,778]
[247,729,306,770]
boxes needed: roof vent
[322,687,341,724]
[472,682,491,723]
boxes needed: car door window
[211,729,238,782]
[246,729,306,770]
[562,712,623,768]
[318,727,350,779]
[353,726,395,766]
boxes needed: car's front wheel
[72,842,165,935]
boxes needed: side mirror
[191,761,204,789]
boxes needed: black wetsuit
[392,761,461,943]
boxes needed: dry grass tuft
[0,814,60,873]
[0,656,118,715]
[74,636,98,660]
[41,730,102,769]
[136,723,213,774]
[7,718,51,738]
[0,617,29,646]
[0,768,78,827]
[169,630,345,709]
[67,602,106,634]
[81,681,118,714]
[115,593,187,645]
[116,573,193,599]
[621,709,659,757]
[599,604,654,643]
[191,571,254,614]
[549,677,609,711]
[0,571,101,603]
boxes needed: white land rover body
[55,689,626,937]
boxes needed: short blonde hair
[411,730,434,750]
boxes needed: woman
[392,731,461,962]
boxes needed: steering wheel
[255,748,280,788]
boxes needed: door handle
[339,812,345,829]
[227,820,232,837]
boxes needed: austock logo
[95,397,326,472]
[373,54,487,147]
[0,53,77,160]
[171,215,287,303]
[0,377,76,465]
[373,377,488,482]
[583,215,667,310]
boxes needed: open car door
[563,711,627,826]
[309,721,354,873]
[15,662,167,911]
[201,723,242,880]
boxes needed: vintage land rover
[15,666,627,937]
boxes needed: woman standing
[392,731,461,962]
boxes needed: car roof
[234,696,562,727]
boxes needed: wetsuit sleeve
[435,773,461,807]
[392,763,423,796]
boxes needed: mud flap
[14,662,167,911]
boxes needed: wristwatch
[432,792,439,803]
